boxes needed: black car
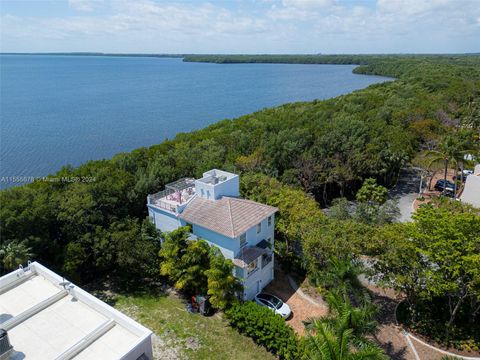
[452,174,468,183]
[434,179,455,192]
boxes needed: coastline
[0,56,392,189]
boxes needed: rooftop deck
[147,178,196,213]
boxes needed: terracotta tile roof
[179,196,278,238]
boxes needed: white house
[460,164,480,208]
[147,169,278,300]
[0,262,153,360]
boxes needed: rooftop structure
[147,169,240,215]
[0,262,153,360]
[194,169,239,200]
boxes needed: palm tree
[316,257,367,304]
[426,132,476,197]
[426,135,460,185]
[0,241,33,271]
[304,320,387,360]
[205,247,242,310]
[323,291,379,342]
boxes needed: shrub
[397,300,480,351]
[225,301,302,359]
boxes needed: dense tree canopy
[374,200,480,345]
[1,55,479,283]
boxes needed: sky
[1,0,479,54]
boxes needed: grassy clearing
[114,290,277,360]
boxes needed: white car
[254,293,292,319]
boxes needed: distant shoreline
[2,53,478,68]
[0,52,185,58]
[1,52,478,59]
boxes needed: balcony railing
[148,183,196,214]
[262,253,273,268]
[247,266,259,277]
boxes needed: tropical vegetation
[159,227,241,310]
[1,54,480,355]
[225,301,302,360]
[374,199,480,349]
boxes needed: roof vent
[59,277,71,289]
[0,329,13,360]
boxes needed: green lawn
[114,291,277,360]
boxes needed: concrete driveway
[389,168,422,222]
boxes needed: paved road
[389,168,422,222]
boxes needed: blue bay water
[0,55,390,188]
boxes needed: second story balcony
[233,243,273,279]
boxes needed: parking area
[414,168,465,210]
[263,269,327,335]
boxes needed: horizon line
[1,52,480,56]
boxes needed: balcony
[233,245,272,278]
[147,178,196,213]
[247,265,259,277]
[262,253,273,268]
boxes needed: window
[240,233,247,248]
[256,222,261,234]
[268,216,272,227]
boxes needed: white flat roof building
[0,262,153,360]
[460,164,480,208]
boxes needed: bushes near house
[225,301,302,360]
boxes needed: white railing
[153,199,178,213]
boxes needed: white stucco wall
[148,206,181,233]
[195,169,240,200]
[460,174,480,208]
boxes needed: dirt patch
[362,282,416,360]
[152,334,184,360]
[263,268,327,335]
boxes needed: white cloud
[1,0,479,53]
[282,0,337,9]
[68,0,104,12]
